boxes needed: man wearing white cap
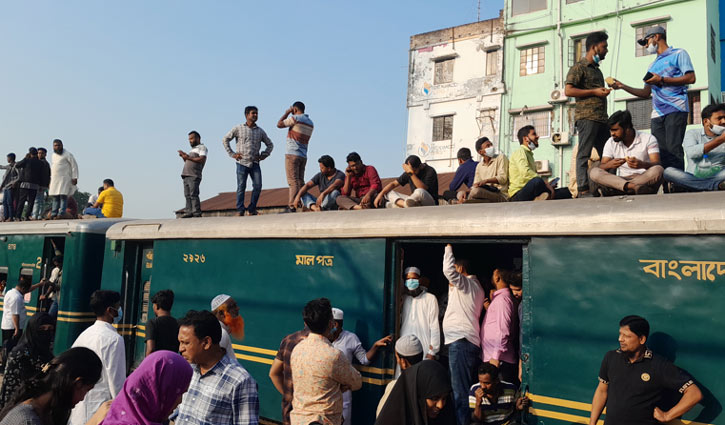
[329,307,392,424]
[211,294,241,361]
[399,266,440,362]
[375,334,424,417]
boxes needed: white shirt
[400,289,440,355]
[602,131,660,177]
[442,245,485,347]
[48,149,79,196]
[219,322,237,362]
[1,288,26,331]
[69,320,126,425]
[332,330,369,424]
[48,267,61,300]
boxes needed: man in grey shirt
[222,106,274,216]
[178,130,207,218]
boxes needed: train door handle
[521,353,529,362]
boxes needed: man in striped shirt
[277,101,314,212]
[469,362,527,425]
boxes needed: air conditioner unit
[548,89,567,104]
[551,131,571,146]
[535,160,552,176]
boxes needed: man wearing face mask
[69,290,126,425]
[399,267,440,362]
[565,31,611,198]
[610,26,695,179]
[589,110,664,195]
[509,126,572,201]
[468,137,509,203]
[663,103,725,191]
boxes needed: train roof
[106,192,725,240]
[0,218,130,236]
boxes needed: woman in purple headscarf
[99,350,193,425]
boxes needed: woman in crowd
[0,346,102,425]
[376,359,456,425]
[98,350,193,425]
[0,312,55,408]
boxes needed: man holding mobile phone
[278,102,314,213]
[609,26,695,184]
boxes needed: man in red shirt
[336,152,383,210]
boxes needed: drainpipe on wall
[557,0,565,181]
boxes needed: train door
[35,237,65,313]
[119,241,153,371]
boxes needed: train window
[20,268,35,303]
[0,267,8,294]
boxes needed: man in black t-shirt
[374,155,439,208]
[589,315,702,425]
[292,155,345,211]
[145,289,179,355]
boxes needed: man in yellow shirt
[509,126,571,201]
[83,179,123,218]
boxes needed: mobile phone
[643,72,654,82]
[549,177,560,186]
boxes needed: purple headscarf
[101,350,193,425]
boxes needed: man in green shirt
[509,126,571,201]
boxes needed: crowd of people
[0,139,124,221]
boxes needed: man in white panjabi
[48,139,78,219]
[399,266,440,361]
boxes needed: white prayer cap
[332,308,344,321]
[211,294,231,311]
[404,266,421,276]
[395,335,423,357]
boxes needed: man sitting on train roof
[374,155,439,208]
[336,152,383,210]
[83,179,124,218]
[399,266,440,363]
[589,110,664,196]
[211,294,244,362]
[442,148,478,204]
[292,155,345,212]
[467,137,509,203]
[509,126,571,201]
[663,103,725,192]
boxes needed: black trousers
[2,329,22,363]
[511,177,572,202]
[15,188,37,219]
[575,120,609,192]
[651,111,688,171]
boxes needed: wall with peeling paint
[406,16,505,173]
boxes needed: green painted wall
[525,236,724,424]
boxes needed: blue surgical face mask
[113,306,123,325]
[405,278,420,290]
[593,54,601,65]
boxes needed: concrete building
[406,14,505,174]
[501,0,721,185]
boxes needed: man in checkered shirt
[175,310,259,425]
[223,106,274,216]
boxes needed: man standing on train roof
[211,294,243,361]
[610,26,695,181]
[179,130,207,218]
[48,139,79,219]
[329,307,392,425]
[589,315,702,425]
[443,244,486,425]
[1,153,19,221]
[399,266,440,361]
[277,101,314,213]
[31,147,51,220]
[13,147,43,221]
[374,155,439,208]
[222,106,274,216]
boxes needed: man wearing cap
[211,294,242,361]
[329,307,392,424]
[375,334,424,417]
[611,26,695,179]
[399,266,440,361]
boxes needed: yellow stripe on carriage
[57,310,96,317]
[233,344,277,357]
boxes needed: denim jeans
[32,188,47,219]
[663,167,725,191]
[82,207,105,218]
[236,162,262,214]
[2,188,13,219]
[300,190,340,210]
[51,195,68,217]
[448,338,481,425]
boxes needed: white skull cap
[211,294,231,311]
[332,308,344,321]
[395,334,423,356]
[404,267,421,276]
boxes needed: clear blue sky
[1,0,503,218]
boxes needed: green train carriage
[0,219,127,354]
[103,192,723,425]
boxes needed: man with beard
[589,315,702,425]
[211,294,244,361]
[399,266,440,361]
[469,362,528,425]
[48,139,78,219]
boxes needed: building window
[512,110,551,140]
[688,92,701,125]
[626,99,653,129]
[635,23,666,57]
[711,25,717,63]
[486,50,498,76]
[432,115,454,141]
[512,0,547,15]
[434,58,454,85]
[520,46,545,76]
[569,38,587,67]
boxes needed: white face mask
[527,141,537,151]
[483,146,499,158]
[711,124,725,136]
[646,43,658,55]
